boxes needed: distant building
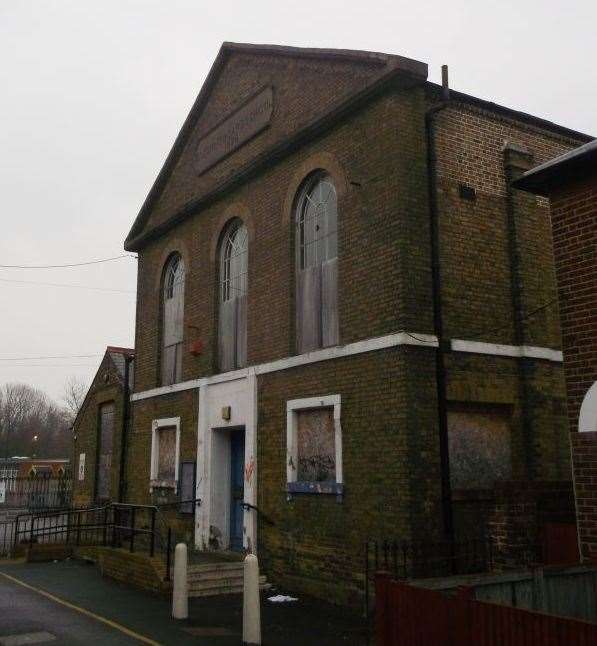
[514,139,597,561]
[0,457,69,478]
[71,346,134,507]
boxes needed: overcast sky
[0,0,595,403]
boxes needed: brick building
[111,43,591,601]
[72,346,134,508]
[514,139,597,561]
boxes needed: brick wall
[133,87,433,393]
[571,432,597,560]
[550,175,597,432]
[72,354,128,508]
[126,390,197,541]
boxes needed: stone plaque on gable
[195,86,274,175]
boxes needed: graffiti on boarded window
[448,408,512,489]
[296,408,335,482]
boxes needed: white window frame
[150,417,181,492]
[286,394,343,495]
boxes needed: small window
[150,418,181,491]
[218,220,248,371]
[179,461,196,514]
[295,173,339,353]
[287,395,343,496]
[161,254,185,386]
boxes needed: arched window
[162,253,185,385]
[219,221,248,371]
[295,172,339,352]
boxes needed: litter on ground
[267,594,298,603]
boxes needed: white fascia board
[451,339,563,363]
[131,331,438,402]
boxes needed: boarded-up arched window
[162,253,185,385]
[295,173,339,353]
[219,221,248,371]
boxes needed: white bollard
[243,553,261,645]
[172,542,188,620]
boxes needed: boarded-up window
[96,402,114,500]
[448,407,512,490]
[157,426,176,482]
[296,408,336,482]
[219,221,248,371]
[179,461,196,514]
[296,173,339,353]
[162,254,185,386]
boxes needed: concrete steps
[187,561,270,597]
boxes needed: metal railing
[364,537,492,619]
[0,476,72,510]
[12,498,201,581]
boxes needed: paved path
[0,560,369,645]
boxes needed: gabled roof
[107,346,135,386]
[513,138,597,196]
[71,346,134,429]
[124,42,428,251]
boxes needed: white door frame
[195,370,258,553]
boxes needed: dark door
[229,431,245,551]
[96,402,115,501]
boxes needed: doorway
[229,430,245,551]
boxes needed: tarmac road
[0,571,143,645]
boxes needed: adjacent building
[514,139,597,561]
[76,43,592,601]
[72,346,134,508]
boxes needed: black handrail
[13,500,203,584]
[241,502,275,526]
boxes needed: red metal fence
[376,573,597,646]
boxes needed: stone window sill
[287,481,343,500]
[150,479,176,491]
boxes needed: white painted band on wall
[450,339,563,363]
[130,332,563,403]
[131,331,438,402]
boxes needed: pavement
[0,559,370,645]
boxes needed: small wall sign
[78,453,86,481]
[195,86,274,175]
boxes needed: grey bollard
[243,553,261,645]
[172,542,188,619]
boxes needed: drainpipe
[425,65,454,542]
[118,354,133,502]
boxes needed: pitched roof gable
[124,42,428,250]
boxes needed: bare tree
[62,375,88,425]
[0,383,47,460]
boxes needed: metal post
[29,516,35,546]
[112,507,117,547]
[150,508,156,557]
[76,512,81,546]
[13,515,20,550]
[129,507,136,553]
[165,527,172,582]
[103,507,108,546]
[364,541,370,620]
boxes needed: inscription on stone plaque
[195,86,274,175]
